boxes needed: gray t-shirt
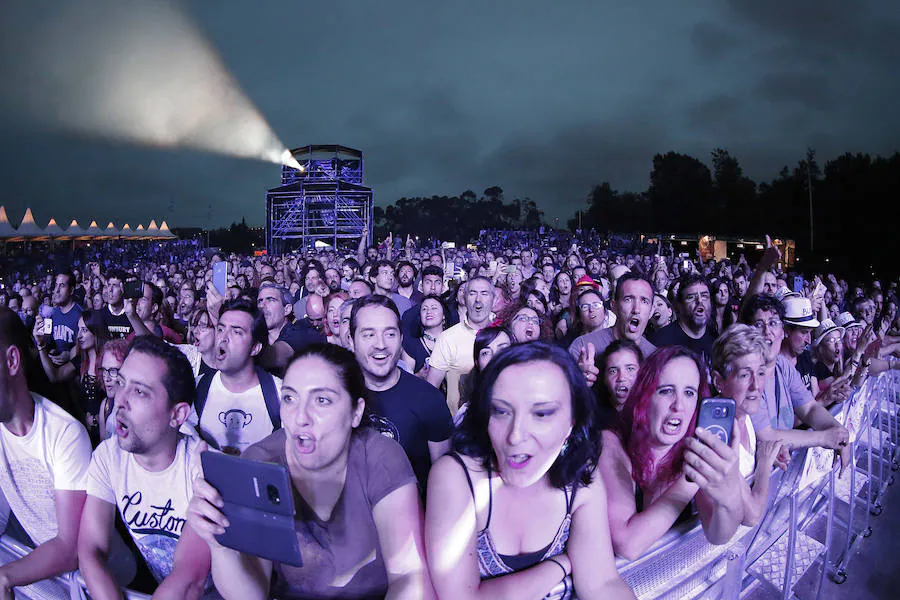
[750,354,814,432]
[243,427,416,599]
[568,327,657,362]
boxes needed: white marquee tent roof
[0,206,178,241]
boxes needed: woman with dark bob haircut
[426,341,635,599]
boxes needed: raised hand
[682,423,742,507]
[577,342,599,385]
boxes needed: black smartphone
[124,279,143,299]
[695,397,736,446]
[201,451,303,567]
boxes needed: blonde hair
[712,324,767,376]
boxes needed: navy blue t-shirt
[367,370,453,491]
[277,320,326,352]
[51,304,83,353]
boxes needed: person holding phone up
[597,347,744,560]
[186,344,433,600]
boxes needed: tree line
[373,149,899,278]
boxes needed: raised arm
[372,482,433,600]
[78,495,125,600]
[598,432,698,560]
[0,490,86,596]
[740,235,780,314]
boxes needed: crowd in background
[0,230,898,600]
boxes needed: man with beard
[79,336,210,598]
[427,277,495,411]
[649,274,716,368]
[324,268,342,294]
[395,261,422,305]
[257,283,324,375]
[400,265,452,339]
[0,309,93,596]
[569,273,657,385]
[193,299,281,455]
[371,260,412,316]
[350,296,452,493]
[740,295,852,472]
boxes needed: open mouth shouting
[295,432,316,455]
[661,415,683,437]
[115,414,131,439]
[506,453,532,470]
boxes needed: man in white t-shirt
[79,336,210,598]
[0,308,92,597]
[427,277,495,411]
[195,299,281,455]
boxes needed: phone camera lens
[267,484,280,505]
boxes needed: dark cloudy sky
[1,0,898,229]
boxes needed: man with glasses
[740,295,851,472]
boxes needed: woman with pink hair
[598,346,744,560]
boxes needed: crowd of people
[0,230,898,599]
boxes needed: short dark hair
[740,293,785,325]
[454,341,602,489]
[55,271,76,290]
[0,307,54,398]
[349,294,401,337]
[145,281,163,311]
[373,259,394,274]
[125,335,196,408]
[219,298,268,349]
[395,260,417,279]
[614,273,652,303]
[342,257,360,271]
[422,265,443,279]
[675,273,710,305]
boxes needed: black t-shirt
[402,335,432,373]
[102,307,133,339]
[813,360,838,381]
[276,321,326,352]
[367,370,453,492]
[649,321,715,369]
[796,351,816,393]
[198,359,217,380]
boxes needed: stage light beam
[1,0,295,169]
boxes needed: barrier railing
[2,372,898,599]
[615,370,899,599]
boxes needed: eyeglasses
[513,314,541,326]
[580,301,604,313]
[753,317,783,331]
[99,367,120,379]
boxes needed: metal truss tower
[266,145,373,254]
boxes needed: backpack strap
[255,366,281,430]
[195,371,214,422]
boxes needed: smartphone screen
[696,398,736,445]
[43,317,53,336]
[212,262,228,296]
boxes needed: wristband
[547,557,568,579]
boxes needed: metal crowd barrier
[2,372,898,599]
[615,370,899,599]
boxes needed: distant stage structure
[266,145,373,254]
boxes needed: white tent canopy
[43,218,68,238]
[11,208,45,239]
[0,206,17,238]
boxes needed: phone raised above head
[695,397,736,446]
[212,262,228,297]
